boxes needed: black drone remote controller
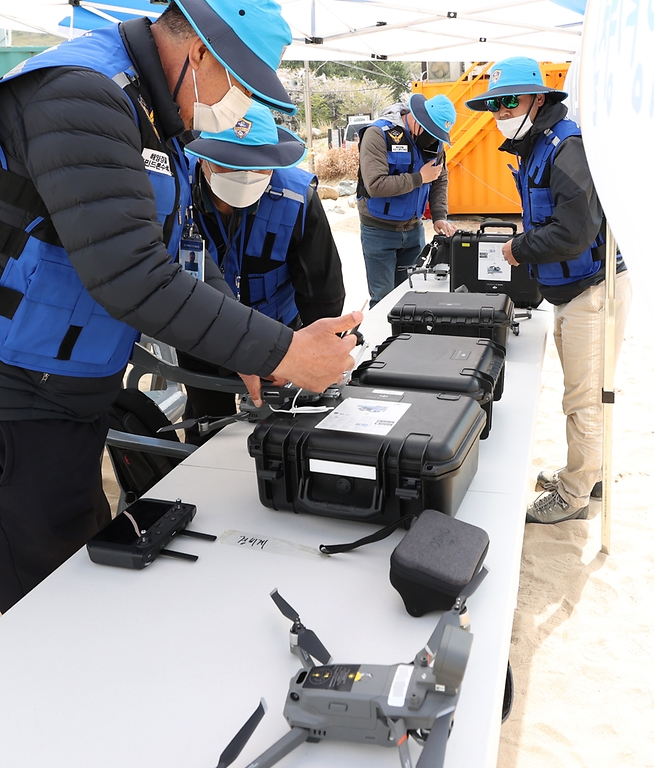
[87,498,214,569]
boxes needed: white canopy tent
[0,0,583,60]
[0,0,164,38]
[279,0,583,62]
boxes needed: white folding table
[0,276,550,768]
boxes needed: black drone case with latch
[390,509,490,616]
[388,290,515,349]
[247,385,486,526]
[449,222,542,308]
[350,333,506,439]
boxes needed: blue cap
[175,0,296,115]
[465,57,568,111]
[184,102,307,170]
[409,94,456,145]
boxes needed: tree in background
[277,60,420,135]
[285,60,415,103]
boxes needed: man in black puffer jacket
[0,0,361,613]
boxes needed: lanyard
[213,201,248,301]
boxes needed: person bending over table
[0,0,360,614]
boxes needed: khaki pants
[553,270,632,507]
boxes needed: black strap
[0,167,48,218]
[0,285,24,319]
[0,222,29,267]
[319,515,415,555]
[56,325,83,361]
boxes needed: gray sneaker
[536,468,602,499]
[526,490,589,524]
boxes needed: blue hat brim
[176,0,296,115]
[185,126,307,170]
[409,94,451,145]
[466,84,568,111]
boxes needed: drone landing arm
[415,712,451,768]
[290,637,316,671]
[245,726,309,768]
[387,717,413,768]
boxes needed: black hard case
[449,222,542,308]
[351,333,505,439]
[388,290,515,349]
[247,386,486,525]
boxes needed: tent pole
[601,224,617,555]
[303,60,314,171]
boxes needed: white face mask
[496,113,533,141]
[208,170,271,209]
[192,69,252,134]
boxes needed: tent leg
[601,225,617,555]
[304,60,314,172]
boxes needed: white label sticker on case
[315,398,410,436]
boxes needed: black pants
[0,415,111,614]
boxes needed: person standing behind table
[356,94,458,307]
[0,0,362,614]
[179,102,346,444]
[465,57,632,525]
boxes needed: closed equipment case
[351,333,505,439]
[247,385,486,526]
[388,290,515,349]
[449,222,542,308]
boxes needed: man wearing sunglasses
[467,57,632,525]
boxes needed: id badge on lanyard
[179,215,205,282]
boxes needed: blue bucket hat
[409,94,456,145]
[175,0,296,115]
[184,102,307,170]
[465,57,568,111]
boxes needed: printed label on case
[315,398,411,436]
[478,241,511,281]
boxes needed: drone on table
[215,577,484,768]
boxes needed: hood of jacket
[378,101,411,129]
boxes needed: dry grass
[314,147,360,182]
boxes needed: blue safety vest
[0,25,189,377]
[357,119,431,222]
[512,119,602,286]
[199,166,314,325]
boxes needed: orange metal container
[412,62,570,215]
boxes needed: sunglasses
[485,95,521,112]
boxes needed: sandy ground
[103,198,654,767]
